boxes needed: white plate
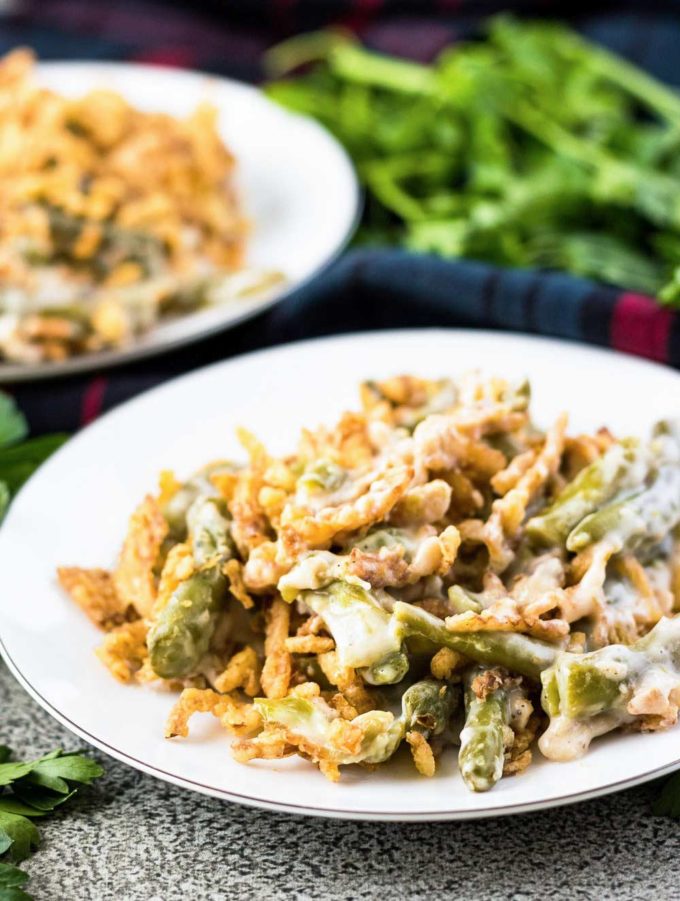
[2,329,680,821]
[0,62,359,383]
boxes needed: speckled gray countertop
[3,661,677,900]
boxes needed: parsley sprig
[0,747,103,900]
[0,392,67,520]
[266,16,680,303]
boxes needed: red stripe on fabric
[366,20,457,62]
[132,48,197,68]
[81,377,108,427]
[610,292,672,363]
[341,0,385,35]
[270,0,296,36]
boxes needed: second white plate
[2,330,680,819]
[1,62,359,382]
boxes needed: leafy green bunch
[0,748,103,900]
[266,16,680,302]
[0,394,66,519]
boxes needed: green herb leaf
[0,863,29,889]
[267,15,680,300]
[0,862,32,901]
[0,435,68,497]
[0,863,32,900]
[11,786,75,814]
[0,395,28,450]
[652,772,680,817]
[0,813,39,862]
[24,752,103,795]
[0,802,45,820]
[0,888,32,901]
[0,751,12,766]
[0,766,33,790]
[0,485,9,521]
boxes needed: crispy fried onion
[462,414,567,573]
[430,647,466,680]
[298,411,376,470]
[153,542,194,616]
[490,449,538,496]
[443,469,484,517]
[280,459,414,548]
[228,469,272,557]
[389,479,452,526]
[242,540,292,593]
[213,647,260,696]
[231,694,395,782]
[166,687,261,738]
[317,651,375,713]
[114,494,168,617]
[285,635,335,654]
[446,559,569,641]
[489,413,567,538]
[261,597,292,699]
[414,414,507,478]
[223,558,255,609]
[503,713,540,777]
[95,619,148,683]
[405,731,436,777]
[57,566,136,630]
[348,526,460,588]
[361,375,455,420]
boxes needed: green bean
[187,497,234,566]
[148,493,235,678]
[354,527,415,554]
[147,568,227,678]
[303,581,409,684]
[162,462,235,540]
[297,459,347,494]
[252,679,457,771]
[447,585,483,615]
[458,668,509,792]
[362,649,410,686]
[392,601,559,681]
[539,615,680,760]
[401,679,457,735]
[653,418,680,447]
[526,438,642,547]
[566,463,680,553]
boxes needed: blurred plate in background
[0,62,359,382]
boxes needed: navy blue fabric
[2,3,680,433]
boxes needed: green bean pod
[303,581,409,683]
[447,585,483,615]
[566,463,680,553]
[147,568,227,678]
[362,649,410,686]
[539,615,680,760]
[526,438,642,547]
[401,679,458,735]
[392,602,560,681]
[148,494,235,678]
[458,669,509,792]
[187,497,234,566]
[162,462,235,540]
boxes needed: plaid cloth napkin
[4,0,680,433]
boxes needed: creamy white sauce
[302,583,401,669]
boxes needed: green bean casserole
[58,374,680,791]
